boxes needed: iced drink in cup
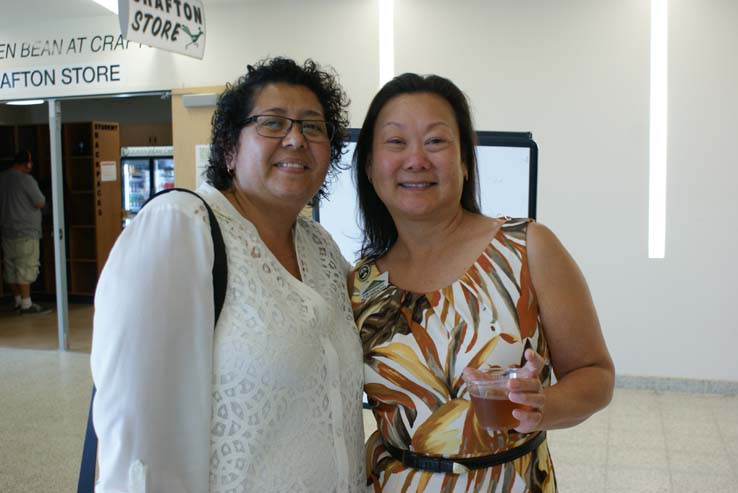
[463,367,524,430]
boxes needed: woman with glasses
[91,57,365,492]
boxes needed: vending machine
[120,146,175,227]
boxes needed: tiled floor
[2,304,738,492]
[546,390,738,492]
[362,390,738,492]
[0,302,93,352]
[0,347,91,492]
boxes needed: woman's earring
[227,167,235,177]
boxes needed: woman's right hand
[507,349,546,433]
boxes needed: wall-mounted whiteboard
[317,131,538,265]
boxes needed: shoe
[18,303,52,315]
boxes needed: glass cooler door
[153,158,175,193]
[122,158,151,227]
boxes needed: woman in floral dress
[350,73,614,492]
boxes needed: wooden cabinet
[1,122,123,298]
[63,122,122,296]
[119,123,173,147]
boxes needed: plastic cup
[463,367,524,430]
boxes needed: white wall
[2,0,736,381]
[203,0,378,128]
[394,0,737,381]
[664,0,738,379]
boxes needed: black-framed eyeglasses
[242,115,334,143]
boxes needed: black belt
[383,431,546,475]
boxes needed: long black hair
[206,57,350,199]
[353,73,481,259]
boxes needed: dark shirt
[0,168,45,239]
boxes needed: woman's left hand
[507,349,546,433]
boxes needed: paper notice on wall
[101,161,117,182]
[195,144,210,188]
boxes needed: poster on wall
[118,0,206,59]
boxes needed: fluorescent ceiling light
[649,0,668,259]
[378,0,395,87]
[5,99,45,106]
[91,0,119,15]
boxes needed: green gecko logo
[180,25,204,49]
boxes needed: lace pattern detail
[200,186,365,492]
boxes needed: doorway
[0,93,172,350]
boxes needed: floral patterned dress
[352,219,557,493]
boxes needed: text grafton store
[0,65,122,89]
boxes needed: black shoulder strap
[76,387,97,493]
[77,187,227,493]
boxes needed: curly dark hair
[206,57,350,199]
[354,73,481,259]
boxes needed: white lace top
[91,184,365,492]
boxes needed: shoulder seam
[139,192,212,227]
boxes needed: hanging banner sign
[118,0,206,59]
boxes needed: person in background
[0,149,51,315]
[350,73,614,492]
[91,57,365,492]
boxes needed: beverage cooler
[120,146,175,227]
